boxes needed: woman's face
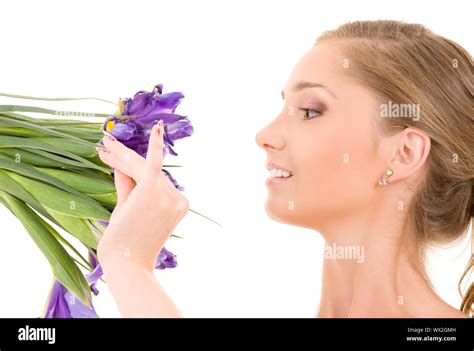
[255,41,384,232]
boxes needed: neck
[315,190,434,317]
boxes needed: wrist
[98,248,155,273]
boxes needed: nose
[255,118,286,151]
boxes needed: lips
[265,161,294,174]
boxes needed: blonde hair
[316,20,473,316]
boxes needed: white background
[0,0,471,317]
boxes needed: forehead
[285,42,349,93]
[285,41,377,105]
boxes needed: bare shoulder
[439,306,468,318]
[427,297,469,318]
[409,281,470,318]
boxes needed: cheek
[290,120,378,220]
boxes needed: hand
[96,121,189,270]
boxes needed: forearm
[100,256,182,318]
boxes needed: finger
[144,120,164,184]
[113,169,136,210]
[98,134,146,182]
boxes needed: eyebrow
[281,81,338,99]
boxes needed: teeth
[269,168,293,178]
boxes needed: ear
[387,127,431,183]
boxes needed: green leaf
[0,169,55,222]
[0,114,99,147]
[0,135,110,173]
[29,137,97,158]
[0,170,100,258]
[87,192,117,208]
[66,166,114,181]
[0,191,91,305]
[28,148,107,172]
[0,155,107,203]
[0,148,70,168]
[46,211,101,249]
[46,227,93,271]
[6,172,111,221]
[0,126,45,137]
[0,111,103,128]
[48,126,102,141]
[35,167,115,194]
[0,169,103,256]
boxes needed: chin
[264,196,301,226]
[264,197,286,222]
[264,195,330,231]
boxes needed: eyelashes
[282,94,327,120]
[300,108,323,120]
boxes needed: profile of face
[255,42,385,232]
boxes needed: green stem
[0,92,117,106]
[189,208,222,227]
[0,105,115,118]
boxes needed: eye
[301,108,322,120]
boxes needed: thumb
[113,169,135,209]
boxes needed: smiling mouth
[265,161,294,179]
[265,173,293,186]
[268,168,293,178]
[265,162,294,186]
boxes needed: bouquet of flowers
[0,83,208,317]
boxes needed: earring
[378,168,393,186]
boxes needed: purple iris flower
[44,251,102,318]
[44,247,178,318]
[155,246,178,269]
[44,84,188,318]
[162,168,185,192]
[102,83,193,159]
[44,280,98,318]
[87,251,102,296]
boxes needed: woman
[96,20,473,317]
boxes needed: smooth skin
[97,120,187,317]
[97,42,466,318]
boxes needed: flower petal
[155,247,178,269]
[108,122,138,141]
[44,281,71,318]
[64,291,99,318]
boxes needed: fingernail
[96,146,110,153]
[104,134,116,141]
[156,120,163,134]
